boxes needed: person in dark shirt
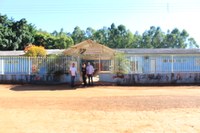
[81,63,87,87]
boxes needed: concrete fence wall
[99,72,200,85]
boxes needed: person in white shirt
[86,62,94,86]
[69,63,77,87]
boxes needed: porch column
[171,55,174,73]
[134,55,137,73]
[0,59,4,74]
[77,56,80,73]
[98,54,101,71]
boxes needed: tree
[112,52,130,75]
[132,31,142,48]
[24,44,47,57]
[171,28,183,48]
[33,31,55,48]
[11,18,35,50]
[54,35,73,49]
[70,26,86,44]
[93,27,109,46]
[1,14,199,49]
[0,14,35,50]
[117,25,134,48]
[107,23,119,48]
[53,28,74,49]
[33,29,74,49]
[163,28,196,48]
[188,37,199,48]
[150,27,165,48]
[140,30,153,48]
[85,27,96,40]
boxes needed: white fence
[0,56,75,83]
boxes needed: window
[195,58,200,66]
[100,60,111,71]
[130,61,138,73]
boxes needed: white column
[171,55,174,73]
[99,54,101,71]
[0,59,4,74]
[134,55,137,73]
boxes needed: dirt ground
[0,84,200,133]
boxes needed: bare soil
[0,84,200,133]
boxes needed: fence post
[28,57,31,75]
[0,58,4,74]
[134,55,136,73]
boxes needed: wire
[1,1,199,14]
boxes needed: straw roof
[63,40,116,60]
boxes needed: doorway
[81,60,100,83]
[150,59,156,73]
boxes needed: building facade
[100,48,200,85]
[1,40,200,85]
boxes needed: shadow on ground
[9,81,115,91]
[10,84,77,91]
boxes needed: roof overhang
[63,40,116,60]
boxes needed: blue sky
[1,0,200,45]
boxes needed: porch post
[98,54,101,71]
[134,55,137,73]
[171,55,174,73]
[1,59,4,74]
[77,56,80,73]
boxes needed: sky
[1,0,200,45]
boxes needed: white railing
[0,56,72,75]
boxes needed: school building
[1,39,200,85]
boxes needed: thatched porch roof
[63,40,116,60]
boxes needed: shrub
[24,44,47,57]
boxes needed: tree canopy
[0,14,35,50]
[0,14,199,50]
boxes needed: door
[150,59,156,73]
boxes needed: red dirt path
[0,84,200,133]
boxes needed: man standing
[86,62,94,86]
[81,63,87,87]
[69,63,77,88]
